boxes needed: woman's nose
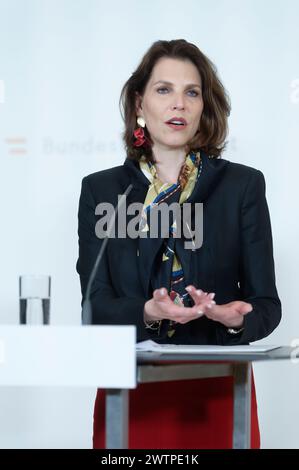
[172,98,185,111]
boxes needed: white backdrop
[0,0,298,448]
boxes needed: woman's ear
[135,91,143,115]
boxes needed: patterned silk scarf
[138,151,202,338]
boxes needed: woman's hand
[143,285,215,325]
[187,286,253,328]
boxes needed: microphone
[81,183,133,325]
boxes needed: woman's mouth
[165,121,187,131]
[165,117,187,131]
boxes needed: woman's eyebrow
[152,80,202,89]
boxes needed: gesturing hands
[143,285,215,326]
[143,284,253,329]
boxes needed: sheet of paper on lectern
[136,340,280,354]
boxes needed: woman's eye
[187,89,199,97]
[157,87,169,94]
[156,87,199,97]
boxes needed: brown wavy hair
[119,39,231,162]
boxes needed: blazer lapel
[123,158,166,297]
[176,152,230,285]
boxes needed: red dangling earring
[133,117,151,147]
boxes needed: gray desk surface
[137,346,294,364]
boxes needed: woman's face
[136,57,204,152]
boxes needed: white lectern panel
[0,325,136,388]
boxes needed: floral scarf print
[138,151,202,338]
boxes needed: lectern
[0,326,293,449]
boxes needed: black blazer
[76,151,281,345]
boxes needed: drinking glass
[19,275,51,325]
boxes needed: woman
[76,39,281,448]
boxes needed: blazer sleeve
[76,176,151,342]
[216,169,282,345]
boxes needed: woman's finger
[186,286,216,309]
[153,288,167,300]
[186,286,201,301]
[168,301,215,318]
[186,285,211,301]
[195,310,204,318]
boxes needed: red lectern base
[93,373,260,449]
